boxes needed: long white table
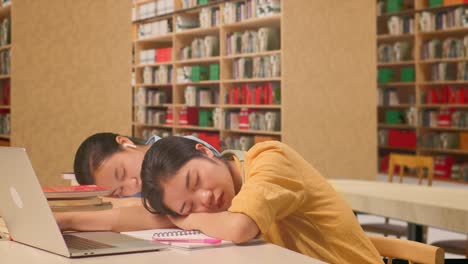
[330,179,468,241]
[0,240,325,264]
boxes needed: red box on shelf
[388,129,416,149]
[437,108,454,127]
[178,107,187,125]
[196,132,221,151]
[186,107,198,126]
[166,108,173,125]
[434,156,455,179]
[239,108,249,129]
[156,47,172,63]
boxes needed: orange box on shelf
[444,0,468,5]
[460,133,468,150]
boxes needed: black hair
[141,136,215,216]
[73,132,146,185]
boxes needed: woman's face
[93,149,145,197]
[160,156,236,216]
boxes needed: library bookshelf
[0,1,10,147]
[131,0,282,151]
[377,0,468,184]
[129,0,376,180]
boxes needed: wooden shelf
[377,33,414,41]
[222,104,281,109]
[0,44,10,52]
[419,57,468,64]
[223,129,281,136]
[0,75,10,80]
[132,123,173,129]
[421,80,468,86]
[419,27,468,38]
[0,134,10,140]
[0,105,10,110]
[419,148,468,155]
[378,124,416,129]
[172,104,219,108]
[174,57,220,65]
[223,50,281,60]
[134,104,172,108]
[376,3,468,184]
[132,5,284,148]
[134,83,172,88]
[376,9,415,19]
[419,104,468,109]
[223,78,281,83]
[378,82,415,87]
[222,15,281,30]
[175,80,220,86]
[173,125,219,132]
[377,61,415,67]
[419,126,468,132]
[135,61,173,68]
[378,145,416,151]
[378,104,414,109]
[175,26,220,37]
[135,33,173,43]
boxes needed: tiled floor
[357,174,467,259]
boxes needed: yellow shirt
[228,141,382,264]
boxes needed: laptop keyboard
[63,234,115,250]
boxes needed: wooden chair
[369,235,444,264]
[361,154,433,239]
[431,237,468,258]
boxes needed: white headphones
[122,143,137,149]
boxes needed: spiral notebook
[121,228,234,249]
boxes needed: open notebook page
[121,228,234,249]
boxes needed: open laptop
[0,147,168,257]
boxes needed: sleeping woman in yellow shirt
[141,137,382,264]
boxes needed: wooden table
[329,179,468,241]
[0,240,324,264]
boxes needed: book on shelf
[0,17,10,46]
[387,16,414,35]
[226,27,280,55]
[256,0,281,18]
[42,185,110,199]
[419,7,465,32]
[199,7,220,28]
[121,228,240,250]
[176,16,200,32]
[137,19,172,39]
[137,0,174,20]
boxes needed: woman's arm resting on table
[55,205,174,232]
[170,211,259,243]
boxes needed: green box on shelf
[198,0,209,5]
[209,64,220,80]
[198,109,213,127]
[378,68,394,84]
[191,65,209,82]
[385,110,403,124]
[400,67,415,82]
[386,0,403,13]
[428,0,443,7]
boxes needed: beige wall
[282,1,377,180]
[11,0,132,186]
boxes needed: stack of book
[138,19,172,39]
[42,185,112,212]
[419,7,467,32]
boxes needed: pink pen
[153,238,222,244]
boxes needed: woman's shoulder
[247,140,290,156]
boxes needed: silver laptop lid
[0,147,69,256]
